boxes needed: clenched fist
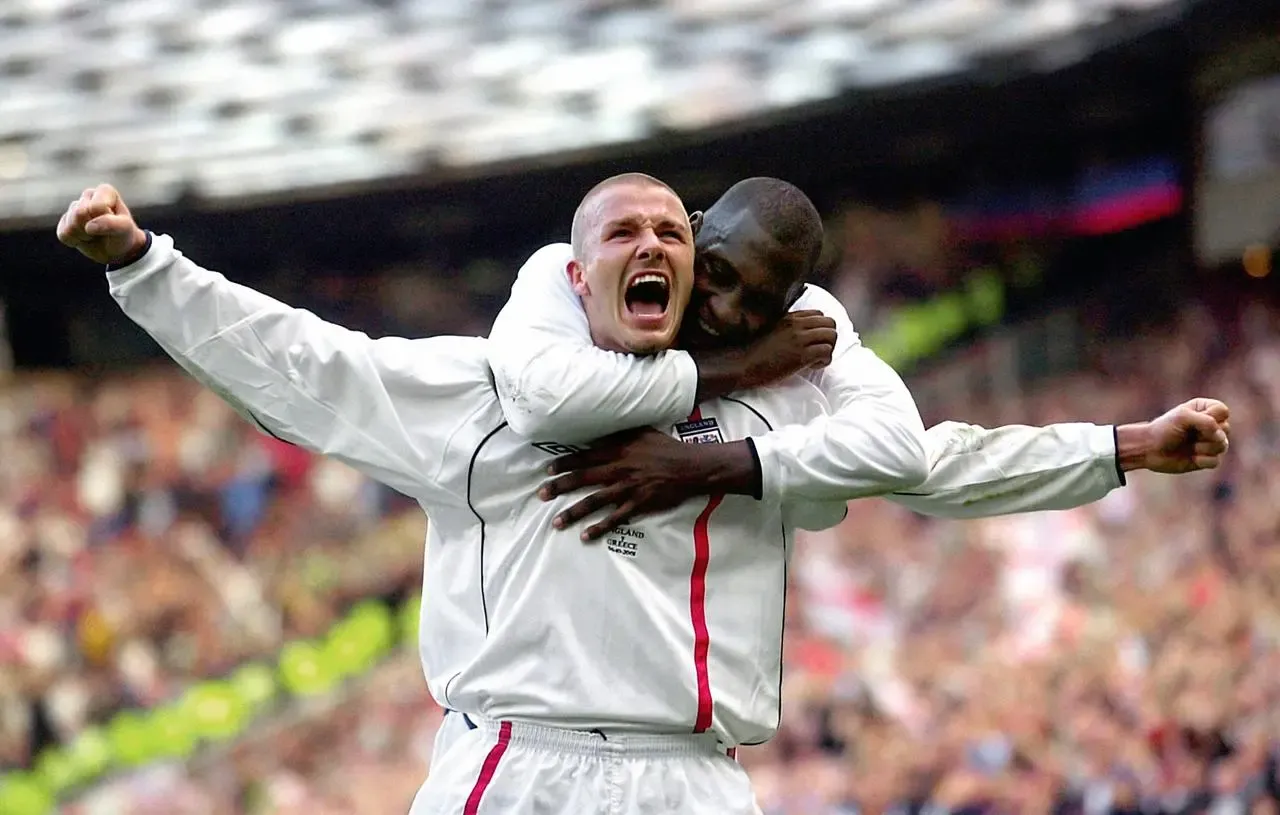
[1120,397,1232,474]
[56,184,148,266]
[738,309,838,389]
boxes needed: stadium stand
[0,0,1182,220]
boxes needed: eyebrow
[602,216,688,234]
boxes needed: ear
[688,211,703,237]
[784,280,806,308]
[567,259,590,297]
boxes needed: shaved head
[571,173,682,258]
[707,177,824,280]
[565,172,695,355]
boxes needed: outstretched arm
[534,290,1229,537]
[537,401,1230,539]
[486,244,835,441]
[748,287,1231,512]
[60,185,489,504]
[890,421,1124,518]
[890,398,1230,517]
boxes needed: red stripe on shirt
[463,721,512,815]
[686,406,721,733]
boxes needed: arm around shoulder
[487,244,699,441]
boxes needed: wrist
[686,440,762,498]
[690,348,748,403]
[106,229,151,269]
[1115,422,1153,473]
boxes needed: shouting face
[569,179,695,354]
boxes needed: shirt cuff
[1110,424,1126,487]
[105,233,178,295]
[744,438,763,500]
[748,429,792,505]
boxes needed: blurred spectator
[0,371,421,775]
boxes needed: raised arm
[487,244,834,442]
[60,185,488,504]
[778,286,1229,516]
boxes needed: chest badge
[673,417,724,445]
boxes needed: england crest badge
[673,417,724,444]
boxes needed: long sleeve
[106,233,492,504]
[887,421,1123,518]
[750,285,1125,514]
[750,285,931,504]
[487,243,698,442]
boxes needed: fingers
[582,503,637,542]
[550,487,625,532]
[58,195,94,246]
[58,191,102,243]
[546,431,647,477]
[546,450,596,477]
[1198,399,1229,425]
[1194,437,1228,458]
[84,214,133,236]
[807,326,838,346]
[539,471,586,500]
[1193,454,1222,470]
[55,208,78,246]
[1185,403,1229,470]
[797,318,837,369]
[788,310,827,321]
[803,343,835,369]
[88,184,122,218]
[790,312,838,332]
[1183,408,1224,441]
[58,185,124,236]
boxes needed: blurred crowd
[0,370,422,775]
[62,655,443,815]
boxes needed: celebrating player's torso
[420,377,832,748]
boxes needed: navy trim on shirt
[1112,425,1126,486]
[743,438,764,501]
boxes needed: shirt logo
[673,417,723,444]
[532,441,585,457]
[605,526,645,558]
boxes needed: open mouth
[624,272,671,322]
